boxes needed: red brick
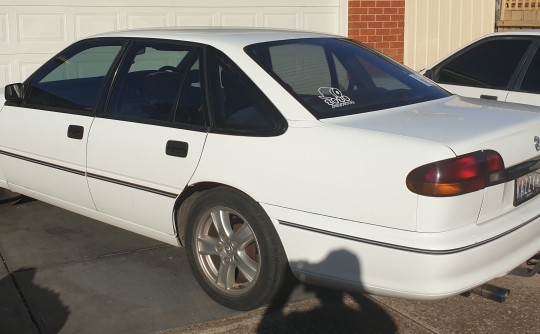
[397,21,404,28]
[348,14,361,21]
[382,34,398,42]
[349,1,361,7]
[376,14,391,21]
[360,28,376,35]
[348,29,360,36]
[368,21,383,28]
[376,28,391,35]
[368,7,384,14]
[368,35,383,42]
[382,48,398,56]
[390,41,403,48]
[391,0,405,7]
[398,7,405,14]
[350,21,368,29]
[375,1,391,7]
[357,36,370,43]
[349,7,368,14]
[360,14,376,21]
[396,34,404,42]
[360,1,376,7]
[375,42,390,49]
[391,28,403,34]
[383,7,399,14]
[383,21,398,28]
[391,14,405,21]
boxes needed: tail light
[406,150,505,197]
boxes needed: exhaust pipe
[471,284,510,303]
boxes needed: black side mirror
[423,69,434,79]
[5,83,23,102]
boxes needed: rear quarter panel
[190,124,456,232]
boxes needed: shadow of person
[257,250,397,333]
[0,268,70,334]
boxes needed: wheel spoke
[210,209,233,239]
[217,260,236,290]
[197,235,220,256]
[236,252,258,282]
[231,223,255,249]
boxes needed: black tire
[185,187,289,310]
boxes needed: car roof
[90,27,339,48]
[482,30,540,37]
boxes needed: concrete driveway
[1,192,539,334]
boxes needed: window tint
[25,41,123,112]
[106,42,205,126]
[209,51,283,133]
[436,39,531,89]
[246,38,448,119]
[521,48,540,93]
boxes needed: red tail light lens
[406,150,505,197]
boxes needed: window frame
[98,38,210,132]
[429,36,538,91]
[19,38,129,116]
[513,38,540,94]
[205,47,288,137]
[245,38,448,120]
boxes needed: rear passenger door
[86,40,207,236]
[428,37,535,102]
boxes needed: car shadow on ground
[256,249,397,333]
[0,268,70,334]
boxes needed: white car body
[422,31,540,107]
[0,28,539,309]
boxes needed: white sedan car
[422,31,540,106]
[1,28,540,310]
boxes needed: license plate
[514,170,540,206]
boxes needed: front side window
[106,41,206,126]
[25,41,124,112]
[435,39,532,89]
[520,48,540,93]
[246,38,448,119]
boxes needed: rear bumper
[263,201,540,299]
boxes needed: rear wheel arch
[174,182,269,246]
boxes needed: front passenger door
[429,38,534,101]
[0,40,125,210]
[86,41,208,237]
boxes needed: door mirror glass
[5,83,23,102]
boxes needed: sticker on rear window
[318,87,355,109]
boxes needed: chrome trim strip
[0,149,85,176]
[86,173,178,198]
[279,215,540,255]
[0,150,178,199]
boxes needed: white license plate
[514,170,540,206]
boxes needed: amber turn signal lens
[406,150,505,197]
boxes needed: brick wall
[348,0,405,63]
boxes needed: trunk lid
[321,96,540,168]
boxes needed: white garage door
[0,0,347,89]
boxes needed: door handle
[166,140,188,158]
[480,94,498,101]
[67,125,84,140]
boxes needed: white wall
[404,0,496,71]
[0,0,347,88]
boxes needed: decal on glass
[318,87,355,109]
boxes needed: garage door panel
[0,1,345,89]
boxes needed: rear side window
[246,38,448,119]
[434,39,531,89]
[25,41,124,112]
